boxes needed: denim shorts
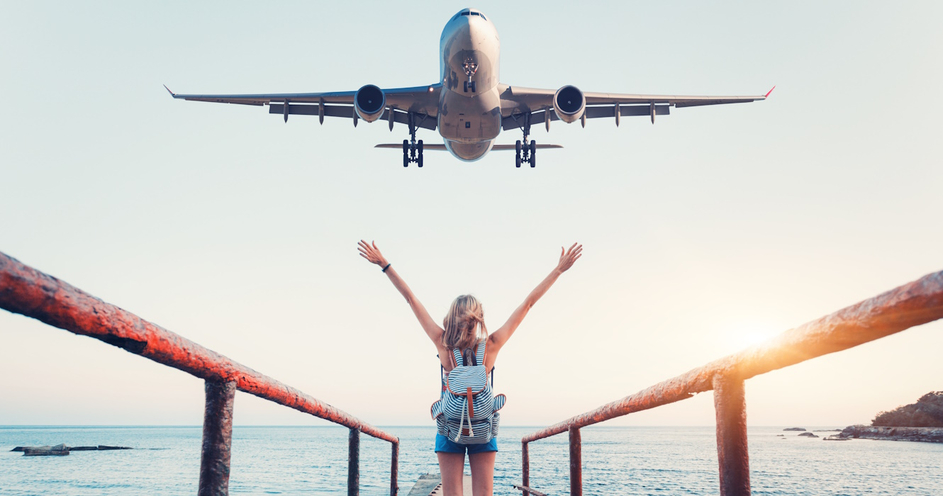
[434,433,498,454]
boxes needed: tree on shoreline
[871,391,943,427]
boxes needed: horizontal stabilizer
[374,143,562,151]
[492,143,562,150]
[375,143,446,150]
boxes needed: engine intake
[355,84,385,122]
[553,85,585,124]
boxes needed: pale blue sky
[1,2,941,427]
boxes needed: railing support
[521,441,530,496]
[568,426,582,496]
[199,380,236,496]
[349,427,360,496]
[713,374,750,496]
[390,440,399,496]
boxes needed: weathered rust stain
[199,380,236,496]
[713,375,750,496]
[521,441,530,496]
[568,427,582,496]
[349,427,360,496]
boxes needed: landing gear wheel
[515,140,522,168]
[530,140,537,168]
[417,140,424,168]
[402,139,409,167]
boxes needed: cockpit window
[459,11,487,21]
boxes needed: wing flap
[270,104,437,131]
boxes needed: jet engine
[355,84,386,122]
[553,85,586,124]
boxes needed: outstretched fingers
[358,239,383,265]
[557,243,583,272]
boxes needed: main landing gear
[402,112,425,167]
[512,112,536,168]
[403,139,423,167]
[515,139,536,168]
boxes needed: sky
[1,1,941,429]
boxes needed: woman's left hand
[358,240,389,267]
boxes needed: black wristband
[382,263,391,273]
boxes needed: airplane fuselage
[438,10,502,161]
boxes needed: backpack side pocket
[431,399,448,437]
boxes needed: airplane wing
[498,85,774,130]
[164,84,442,131]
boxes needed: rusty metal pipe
[349,427,360,496]
[521,441,530,496]
[523,269,943,443]
[390,441,399,496]
[569,426,582,496]
[0,251,399,448]
[713,375,750,496]
[199,380,236,496]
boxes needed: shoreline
[840,425,943,443]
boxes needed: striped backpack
[430,340,506,444]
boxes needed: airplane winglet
[163,84,176,97]
[764,85,776,99]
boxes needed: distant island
[871,391,943,427]
[840,391,943,443]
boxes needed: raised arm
[358,240,444,345]
[488,243,583,353]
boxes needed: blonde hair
[442,294,487,353]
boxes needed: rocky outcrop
[783,427,806,431]
[798,432,819,438]
[839,425,943,443]
[11,444,132,455]
[20,444,70,456]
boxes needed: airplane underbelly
[444,140,494,162]
[438,89,501,143]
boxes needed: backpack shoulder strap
[452,348,463,367]
[475,339,486,367]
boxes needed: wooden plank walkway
[407,473,473,496]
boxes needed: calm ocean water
[1,425,940,495]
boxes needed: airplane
[165,8,772,168]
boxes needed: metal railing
[518,269,943,496]
[0,251,399,496]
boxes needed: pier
[2,250,942,495]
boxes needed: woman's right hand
[556,243,583,273]
[358,240,389,267]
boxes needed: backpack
[430,340,506,444]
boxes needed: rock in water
[783,427,807,431]
[23,444,70,456]
[798,432,819,438]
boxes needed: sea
[1,425,940,495]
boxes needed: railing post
[521,441,530,496]
[199,380,236,496]
[568,426,582,496]
[390,440,399,496]
[713,374,750,496]
[348,427,360,496]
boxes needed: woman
[357,240,582,496]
